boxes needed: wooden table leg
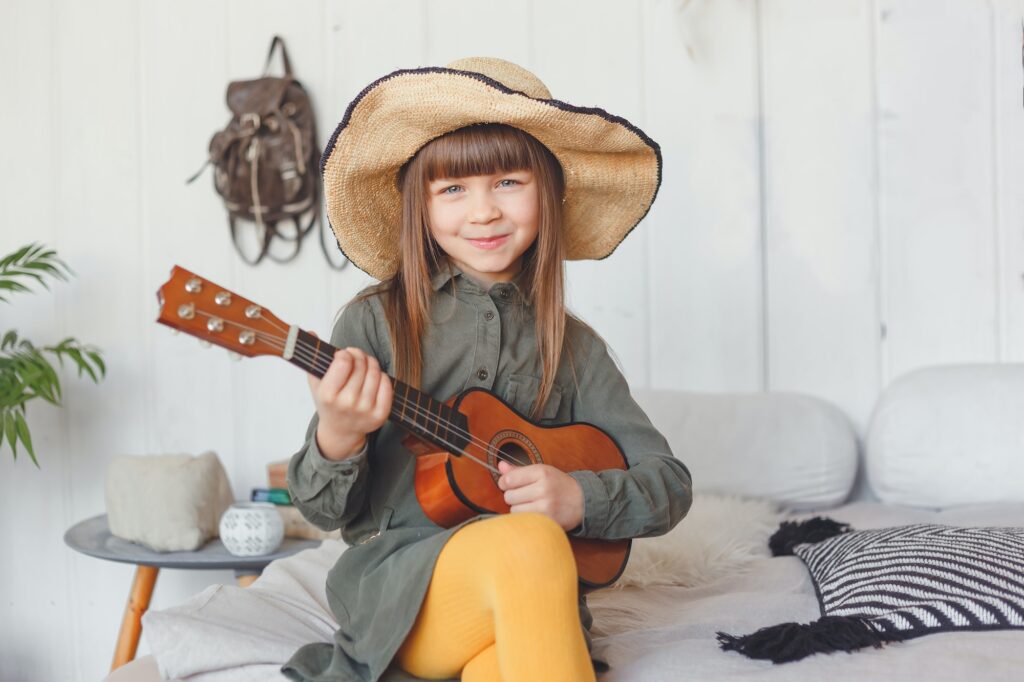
[236,573,258,587]
[111,565,159,672]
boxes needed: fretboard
[286,329,470,455]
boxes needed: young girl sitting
[283,57,693,682]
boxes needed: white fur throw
[105,451,234,552]
[612,492,784,589]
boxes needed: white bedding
[588,500,1024,681]
[132,499,1024,682]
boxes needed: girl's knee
[479,513,577,578]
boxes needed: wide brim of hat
[322,66,662,281]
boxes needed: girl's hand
[496,460,584,531]
[307,344,393,461]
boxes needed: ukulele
[156,265,630,589]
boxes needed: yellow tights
[395,512,597,682]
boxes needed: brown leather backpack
[188,36,347,269]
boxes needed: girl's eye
[498,179,519,188]
[441,185,462,194]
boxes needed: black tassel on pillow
[716,616,907,664]
[768,516,852,556]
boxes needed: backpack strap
[264,217,307,264]
[263,36,293,78]
[229,215,274,266]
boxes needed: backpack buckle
[240,112,260,130]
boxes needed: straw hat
[321,57,662,280]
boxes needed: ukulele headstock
[155,265,289,359]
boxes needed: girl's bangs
[419,124,536,183]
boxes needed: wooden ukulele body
[406,387,631,590]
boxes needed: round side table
[64,513,322,672]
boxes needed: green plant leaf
[86,351,106,378]
[0,242,73,303]
[13,411,37,467]
[2,409,17,460]
[1,244,102,464]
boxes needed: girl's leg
[460,644,498,682]
[395,512,595,682]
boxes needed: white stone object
[219,502,285,557]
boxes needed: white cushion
[105,451,234,552]
[632,389,857,510]
[866,364,1024,507]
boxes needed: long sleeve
[285,293,390,532]
[566,334,693,541]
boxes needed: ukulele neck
[285,328,470,454]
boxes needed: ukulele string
[285,338,517,472]
[250,322,521,465]
[194,311,514,472]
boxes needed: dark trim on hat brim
[321,65,663,276]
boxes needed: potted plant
[1,243,106,465]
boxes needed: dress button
[484,311,494,321]
[500,289,511,299]
[477,369,489,381]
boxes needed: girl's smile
[426,170,540,286]
[465,234,511,250]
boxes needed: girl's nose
[468,193,501,223]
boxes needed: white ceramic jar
[218,502,284,556]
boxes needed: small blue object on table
[64,513,320,672]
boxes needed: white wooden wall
[1,1,1022,679]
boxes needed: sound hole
[487,431,542,484]
[497,441,533,468]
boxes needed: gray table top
[64,514,320,572]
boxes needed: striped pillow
[717,519,1024,663]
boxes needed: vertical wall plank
[49,0,149,676]
[878,0,999,381]
[533,0,649,384]
[427,0,530,66]
[0,3,77,680]
[760,1,879,426]
[994,0,1024,360]
[138,0,237,633]
[643,0,764,391]
[322,1,427,324]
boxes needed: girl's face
[425,169,540,287]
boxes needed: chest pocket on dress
[502,373,564,423]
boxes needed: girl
[283,57,693,682]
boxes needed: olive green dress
[281,267,694,682]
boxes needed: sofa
[108,363,1024,681]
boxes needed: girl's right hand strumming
[307,344,393,461]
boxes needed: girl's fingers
[374,374,393,421]
[338,347,368,405]
[502,482,539,507]
[320,350,354,400]
[358,357,382,411]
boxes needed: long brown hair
[370,123,568,418]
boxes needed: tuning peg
[199,339,211,349]
[170,329,180,336]
[228,351,242,362]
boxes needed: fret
[414,387,425,435]
[399,382,409,424]
[287,330,335,378]
[437,401,449,445]
[428,395,441,439]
